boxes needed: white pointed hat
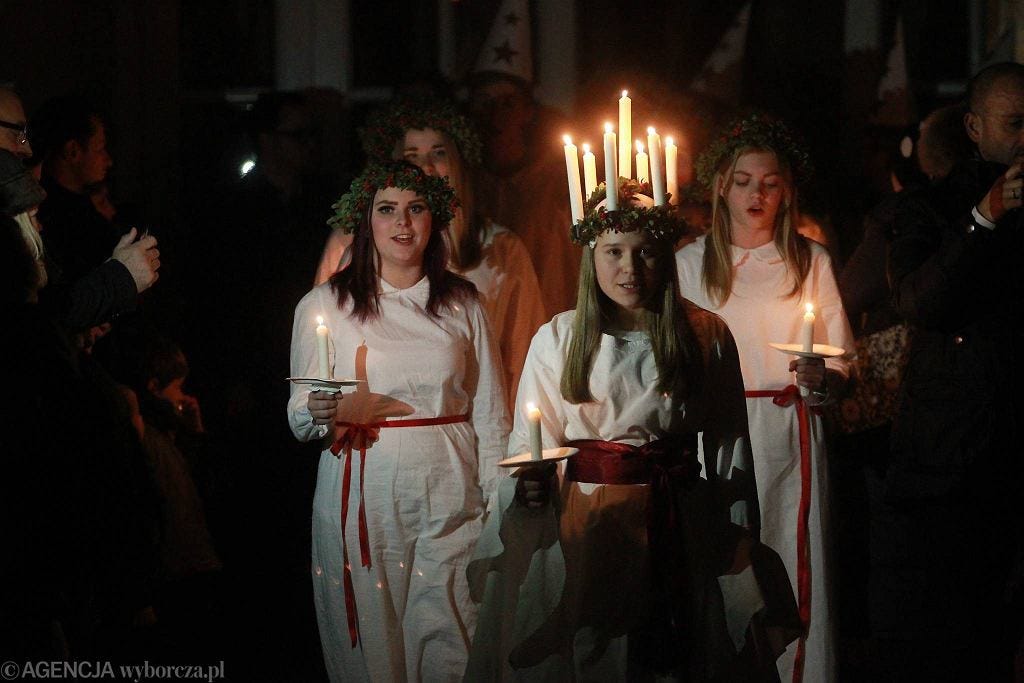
[473,0,533,86]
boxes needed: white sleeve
[467,297,512,503]
[287,288,329,443]
[509,321,567,458]
[313,229,353,287]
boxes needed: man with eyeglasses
[0,88,33,160]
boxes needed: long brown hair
[702,146,810,306]
[328,187,477,322]
[560,238,700,404]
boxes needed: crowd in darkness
[1,57,1022,681]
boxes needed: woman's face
[722,150,787,237]
[370,187,433,272]
[401,128,451,178]
[594,229,661,326]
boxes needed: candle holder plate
[498,446,578,469]
[769,342,846,359]
[287,377,364,393]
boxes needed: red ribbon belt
[329,413,469,647]
[745,385,818,683]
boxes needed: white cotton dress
[315,222,547,409]
[288,277,510,682]
[676,236,854,683]
[465,308,768,681]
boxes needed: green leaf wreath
[359,96,483,166]
[695,113,813,192]
[569,178,687,246]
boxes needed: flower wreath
[327,161,460,234]
[695,113,813,192]
[569,178,688,247]
[359,96,483,166]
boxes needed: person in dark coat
[876,61,1024,682]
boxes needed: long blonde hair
[702,146,810,306]
[393,130,482,271]
[561,238,699,404]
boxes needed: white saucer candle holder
[287,377,364,394]
[768,343,846,396]
[498,446,578,469]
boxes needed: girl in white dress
[466,181,798,681]
[316,97,546,407]
[288,161,510,682]
[676,116,854,683]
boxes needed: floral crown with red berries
[359,96,483,166]
[570,178,687,247]
[695,113,813,192]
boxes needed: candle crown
[568,178,686,247]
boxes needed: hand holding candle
[526,402,543,461]
[316,315,330,379]
[799,303,815,396]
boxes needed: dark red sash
[329,413,469,647]
[745,385,819,683]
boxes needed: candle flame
[582,143,591,153]
[805,303,814,314]
[636,140,644,153]
[526,401,537,413]
[666,136,674,146]
[563,134,572,145]
[647,126,656,135]
[316,315,324,326]
[622,90,628,98]
[604,122,614,133]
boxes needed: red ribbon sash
[329,413,469,647]
[745,385,817,683]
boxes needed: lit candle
[665,136,679,205]
[647,126,666,206]
[526,402,543,461]
[603,123,618,211]
[635,141,649,184]
[562,135,584,223]
[618,90,632,180]
[801,303,815,352]
[316,315,330,379]
[582,143,598,199]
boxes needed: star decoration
[492,39,518,65]
[504,12,519,25]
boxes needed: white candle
[618,90,632,180]
[582,144,598,200]
[316,315,330,379]
[800,303,815,352]
[665,136,679,205]
[562,135,584,224]
[526,402,542,461]
[603,123,618,211]
[635,141,649,184]
[647,126,666,206]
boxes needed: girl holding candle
[289,160,510,682]
[316,96,545,408]
[675,115,853,683]
[466,179,798,680]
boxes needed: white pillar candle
[647,126,666,206]
[603,123,618,211]
[582,143,598,200]
[800,303,815,352]
[562,135,584,224]
[618,90,632,180]
[635,141,649,184]
[526,402,543,461]
[316,315,330,379]
[665,136,679,205]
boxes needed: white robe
[466,308,761,680]
[676,236,854,683]
[288,277,510,682]
[315,222,546,409]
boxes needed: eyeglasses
[0,119,29,146]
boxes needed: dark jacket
[886,158,1023,504]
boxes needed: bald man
[0,88,32,160]
[877,62,1024,681]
